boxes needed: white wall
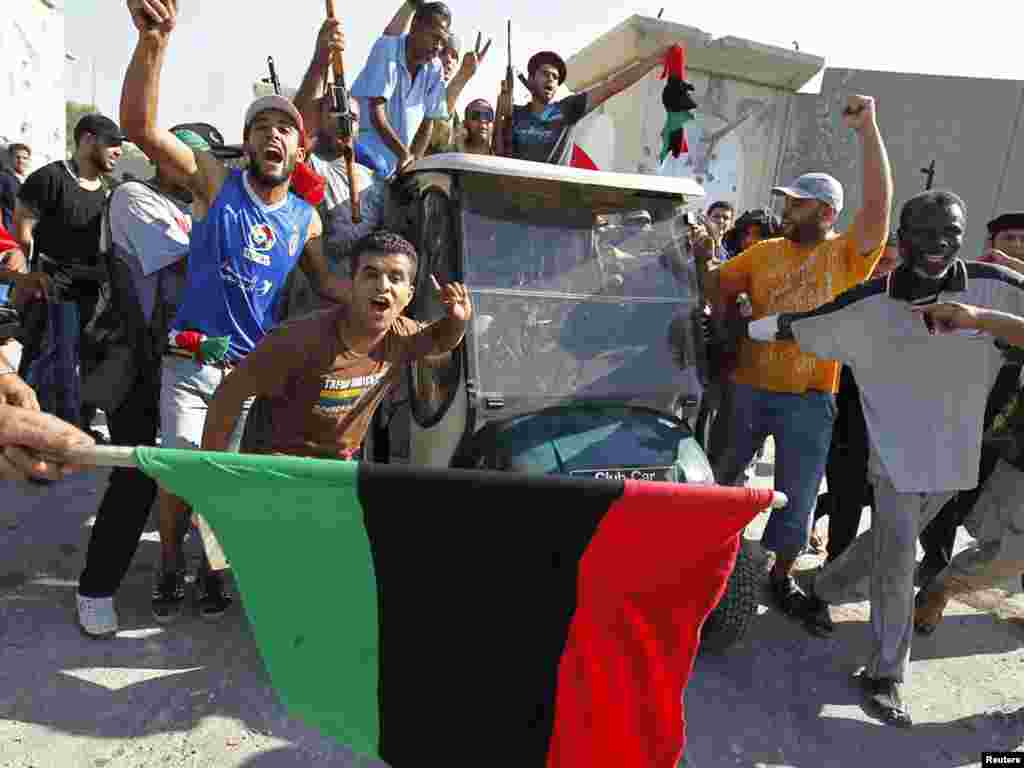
[0,0,67,168]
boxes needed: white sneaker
[76,594,118,637]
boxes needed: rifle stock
[325,0,361,223]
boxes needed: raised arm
[445,33,492,114]
[583,47,668,115]
[299,210,352,304]
[405,277,472,359]
[844,95,893,257]
[383,0,418,37]
[121,0,225,210]
[294,19,346,141]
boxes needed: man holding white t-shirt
[75,126,203,637]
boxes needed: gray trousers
[937,459,1024,592]
[814,467,954,682]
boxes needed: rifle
[495,20,515,155]
[325,0,361,223]
[265,56,282,96]
[921,159,936,191]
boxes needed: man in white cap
[121,0,351,625]
[703,95,892,635]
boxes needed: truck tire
[699,542,758,654]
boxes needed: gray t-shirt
[105,181,189,322]
[510,93,588,165]
[790,261,1024,493]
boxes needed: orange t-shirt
[718,232,883,394]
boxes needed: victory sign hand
[431,276,472,322]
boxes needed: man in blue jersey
[123,0,351,622]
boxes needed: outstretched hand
[911,302,981,334]
[431,276,472,322]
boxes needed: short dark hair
[898,189,967,232]
[73,113,124,148]
[350,230,420,280]
[8,143,30,158]
[413,2,452,26]
[707,200,735,217]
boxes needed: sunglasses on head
[466,109,494,122]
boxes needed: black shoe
[914,559,945,589]
[197,570,232,621]
[770,575,809,617]
[152,569,186,624]
[858,672,912,727]
[803,589,835,637]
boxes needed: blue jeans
[22,300,82,427]
[713,383,836,561]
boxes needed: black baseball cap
[988,212,1024,238]
[528,51,567,84]
[73,114,127,147]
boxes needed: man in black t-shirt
[495,47,673,165]
[14,114,123,275]
[12,114,124,428]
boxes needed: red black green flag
[135,448,771,766]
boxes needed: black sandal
[802,590,835,637]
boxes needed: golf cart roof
[411,153,705,202]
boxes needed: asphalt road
[2,451,1023,768]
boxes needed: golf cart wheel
[699,542,758,654]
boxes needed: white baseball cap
[243,95,306,144]
[772,172,844,216]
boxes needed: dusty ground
[2,446,1023,767]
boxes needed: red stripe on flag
[570,144,599,170]
[547,482,773,767]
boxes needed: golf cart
[373,154,760,652]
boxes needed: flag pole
[42,444,230,569]
[39,446,791,509]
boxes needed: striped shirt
[790,261,1024,492]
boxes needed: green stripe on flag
[135,447,382,758]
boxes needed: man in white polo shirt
[747,189,1024,727]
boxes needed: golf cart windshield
[464,204,702,413]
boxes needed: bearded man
[704,94,892,633]
[121,0,351,625]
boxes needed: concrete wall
[0,0,66,167]
[781,68,1024,256]
[582,69,796,214]
[564,16,824,216]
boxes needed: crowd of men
[1,0,1024,750]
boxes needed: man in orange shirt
[704,94,892,627]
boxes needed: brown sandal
[913,585,950,636]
